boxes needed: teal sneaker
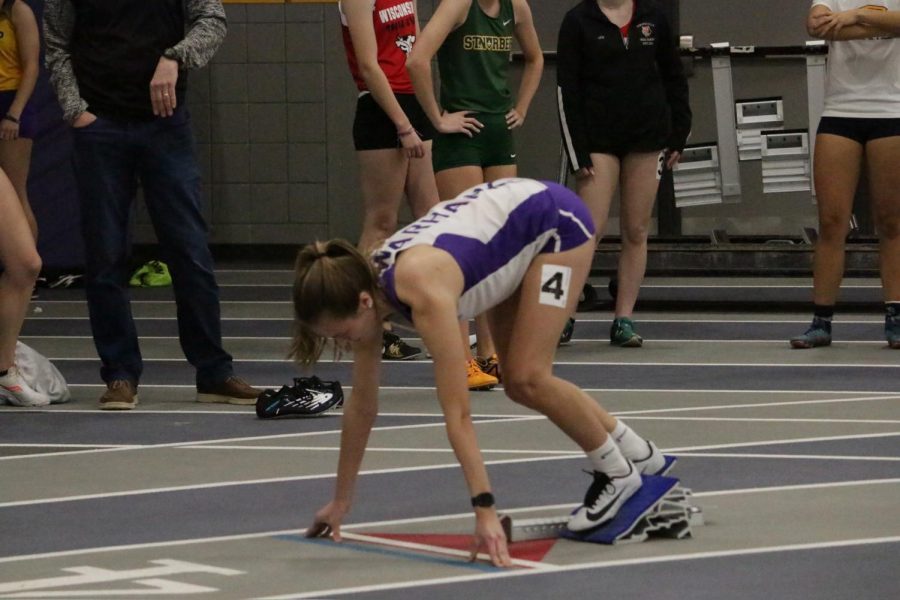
[610,317,643,347]
[886,314,900,349]
[790,318,832,349]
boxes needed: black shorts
[817,116,900,145]
[352,92,436,151]
[0,90,37,139]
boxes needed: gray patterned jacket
[43,0,227,122]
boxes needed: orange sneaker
[467,359,498,391]
[475,354,501,383]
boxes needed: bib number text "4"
[539,264,572,309]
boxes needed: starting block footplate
[504,469,701,545]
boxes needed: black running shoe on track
[558,317,575,346]
[382,331,423,360]
[256,376,344,419]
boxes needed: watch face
[472,492,495,507]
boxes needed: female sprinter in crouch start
[291,177,668,567]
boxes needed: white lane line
[19,335,885,346]
[182,444,900,458]
[19,336,890,346]
[674,451,900,462]
[52,386,900,395]
[666,431,900,453]
[571,339,885,344]
[0,444,140,449]
[339,532,554,571]
[35,280,882,288]
[24,316,887,324]
[31,300,291,305]
[20,335,295,341]
[3,434,898,508]
[491,360,900,369]
[180,445,579,456]
[0,479,896,566]
[622,416,900,424]
[30,356,900,369]
[26,316,291,321]
[3,409,530,419]
[693,478,900,497]
[0,416,544,462]
[256,535,900,599]
[615,394,900,415]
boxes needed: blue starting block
[654,454,678,476]
[503,456,702,545]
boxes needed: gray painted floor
[1,273,898,599]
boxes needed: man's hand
[71,111,97,128]
[150,57,180,117]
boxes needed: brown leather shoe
[99,380,138,410]
[196,376,260,405]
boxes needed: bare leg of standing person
[610,151,662,347]
[0,168,48,406]
[0,138,36,239]
[791,134,863,348]
[865,135,900,348]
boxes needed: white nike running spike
[632,440,668,475]
[567,463,642,532]
[0,366,51,407]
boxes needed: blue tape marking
[275,534,501,572]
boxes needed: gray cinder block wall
[136,0,821,245]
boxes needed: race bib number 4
[539,264,572,308]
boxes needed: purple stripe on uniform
[379,182,593,318]
[541,181,595,253]
[380,265,414,321]
[433,183,589,295]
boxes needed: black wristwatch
[471,492,495,508]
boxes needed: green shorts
[432,112,516,173]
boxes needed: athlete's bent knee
[503,371,547,409]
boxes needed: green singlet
[437,0,514,115]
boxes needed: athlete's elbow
[405,53,427,77]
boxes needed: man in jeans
[44,0,259,410]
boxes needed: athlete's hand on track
[505,108,525,130]
[470,510,513,568]
[305,500,350,542]
[437,111,483,137]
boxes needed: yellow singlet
[0,14,22,91]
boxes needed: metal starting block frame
[502,481,703,546]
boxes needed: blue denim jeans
[72,108,233,388]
